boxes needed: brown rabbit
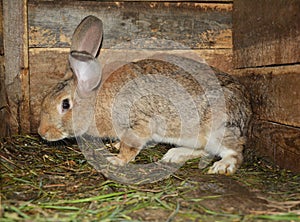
[38,16,252,175]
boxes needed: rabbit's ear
[69,16,103,96]
[71,15,103,58]
[69,51,101,96]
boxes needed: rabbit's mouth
[38,125,68,142]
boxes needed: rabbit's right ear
[69,16,103,97]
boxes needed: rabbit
[38,15,252,175]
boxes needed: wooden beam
[0,0,6,136]
[235,65,300,128]
[233,0,300,172]
[28,1,232,50]
[0,0,3,56]
[38,0,233,2]
[0,0,10,137]
[3,0,30,134]
[233,0,300,68]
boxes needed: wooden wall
[1,0,29,136]
[1,0,299,172]
[0,0,6,136]
[28,0,233,132]
[1,0,233,137]
[233,0,300,172]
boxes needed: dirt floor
[1,135,300,221]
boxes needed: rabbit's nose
[38,125,47,138]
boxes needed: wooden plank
[235,65,300,128]
[29,48,233,132]
[100,48,233,74]
[0,0,8,136]
[0,0,8,137]
[60,0,233,2]
[3,0,30,134]
[104,0,233,1]
[250,120,300,172]
[233,0,300,68]
[28,1,232,49]
[118,0,233,1]
[0,55,10,137]
[0,0,3,56]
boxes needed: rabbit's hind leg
[207,147,243,175]
[206,127,245,175]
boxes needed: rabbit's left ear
[69,16,103,96]
[69,51,101,96]
[71,15,103,57]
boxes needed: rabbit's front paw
[207,157,237,175]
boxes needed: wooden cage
[0,0,299,172]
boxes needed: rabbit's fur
[38,16,252,175]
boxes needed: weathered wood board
[236,65,300,128]
[0,0,3,56]
[2,0,30,135]
[29,48,233,132]
[72,0,233,2]
[0,0,7,136]
[239,66,300,172]
[28,1,232,50]
[0,0,8,136]
[233,0,300,68]
[251,120,300,172]
[233,0,300,172]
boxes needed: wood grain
[2,0,30,134]
[29,48,233,132]
[30,0,233,1]
[0,0,3,55]
[250,120,300,172]
[233,0,300,68]
[0,0,8,136]
[28,1,232,49]
[0,56,9,136]
[235,65,300,128]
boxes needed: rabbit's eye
[62,99,70,110]
[57,98,72,115]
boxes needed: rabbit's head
[38,16,103,141]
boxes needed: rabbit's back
[92,59,251,142]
